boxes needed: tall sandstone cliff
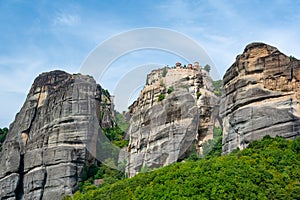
[0,70,114,200]
[127,66,219,176]
[220,42,300,154]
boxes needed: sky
[1,0,300,127]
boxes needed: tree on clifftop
[204,64,211,73]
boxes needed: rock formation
[127,66,219,176]
[0,70,114,200]
[220,42,300,154]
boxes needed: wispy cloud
[53,11,80,26]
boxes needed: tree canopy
[204,64,211,72]
[70,136,300,200]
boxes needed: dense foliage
[102,126,129,148]
[202,126,223,157]
[78,163,126,193]
[212,80,222,96]
[70,136,300,200]
[187,126,222,162]
[115,111,130,132]
[0,127,8,152]
[101,111,130,149]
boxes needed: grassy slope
[69,136,300,200]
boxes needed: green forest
[66,136,300,200]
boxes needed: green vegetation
[102,126,129,148]
[158,94,165,102]
[159,79,164,87]
[115,111,130,132]
[162,67,168,77]
[0,127,8,143]
[0,127,8,152]
[78,162,126,193]
[167,86,174,94]
[204,64,211,72]
[102,89,110,98]
[75,113,129,195]
[187,126,222,161]
[71,136,300,200]
[202,126,222,157]
[179,84,189,91]
[196,91,202,99]
[213,80,222,96]
[102,99,107,109]
[290,55,296,62]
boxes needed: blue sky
[1,0,300,127]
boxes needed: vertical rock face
[220,42,300,154]
[127,66,219,176]
[0,71,114,200]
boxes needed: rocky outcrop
[220,42,300,154]
[127,66,219,176]
[0,70,114,200]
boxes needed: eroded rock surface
[220,43,300,154]
[0,70,114,200]
[127,66,219,176]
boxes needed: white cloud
[53,11,80,26]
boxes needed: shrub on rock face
[158,94,165,102]
[196,91,202,99]
[212,80,222,97]
[0,127,8,143]
[162,67,168,77]
[167,86,174,94]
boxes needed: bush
[162,67,168,77]
[290,55,296,62]
[167,86,174,94]
[213,80,222,97]
[196,91,201,99]
[0,127,8,147]
[159,79,165,87]
[158,94,165,102]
